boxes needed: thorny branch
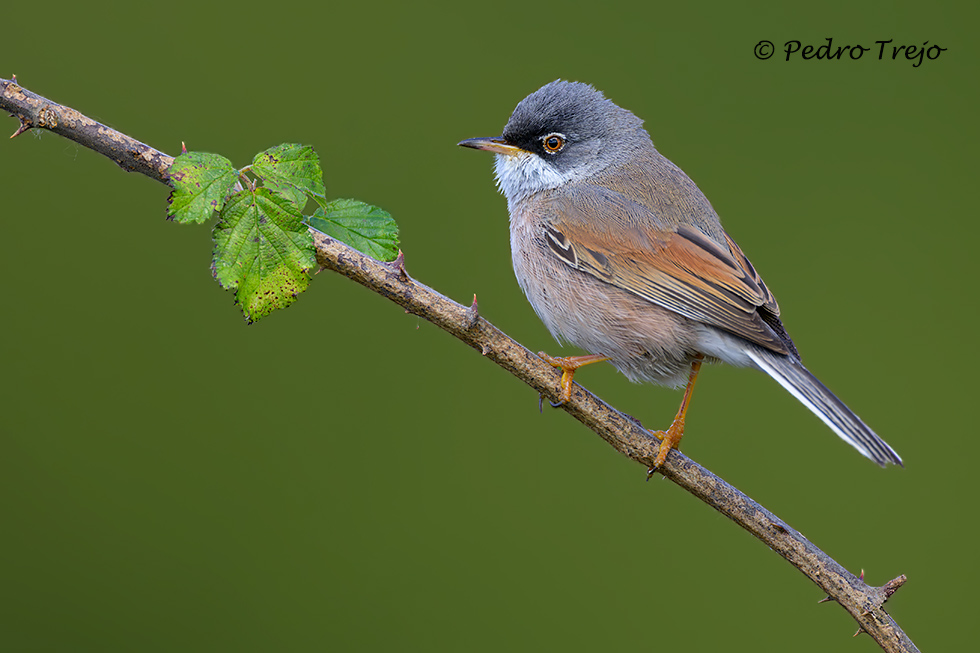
[0,76,918,653]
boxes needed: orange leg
[648,355,704,474]
[538,352,612,404]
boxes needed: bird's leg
[538,352,611,404]
[648,354,705,474]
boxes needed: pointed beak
[458,136,526,156]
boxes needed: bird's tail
[745,347,902,467]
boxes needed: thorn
[853,628,866,638]
[464,294,479,329]
[387,249,409,282]
[817,596,834,604]
[181,141,188,154]
[882,574,907,601]
[859,569,865,582]
[11,73,17,84]
[771,521,788,534]
[9,121,29,139]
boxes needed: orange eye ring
[542,133,566,153]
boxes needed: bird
[458,80,902,469]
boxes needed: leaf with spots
[306,199,399,262]
[251,143,326,209]
[212,188,315,323]
[167,152,238,224]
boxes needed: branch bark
[1,76,918,653]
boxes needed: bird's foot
[538,352,611,404]
[645,417,687,479]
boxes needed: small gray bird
[459,80,902,469]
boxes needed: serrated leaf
[167,152,238,224]
[306,199,399,262]
[251,143,326,209]
[212,188,315,323]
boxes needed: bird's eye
[542,133,566,154]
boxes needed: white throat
[493,151,568,213]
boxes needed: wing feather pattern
[545,188,793,356]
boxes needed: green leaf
[251,143,326,209]
[212,188,315,323]
[306,199,399,262]
[167,152,238,224]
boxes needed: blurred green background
[2,1,974,650]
